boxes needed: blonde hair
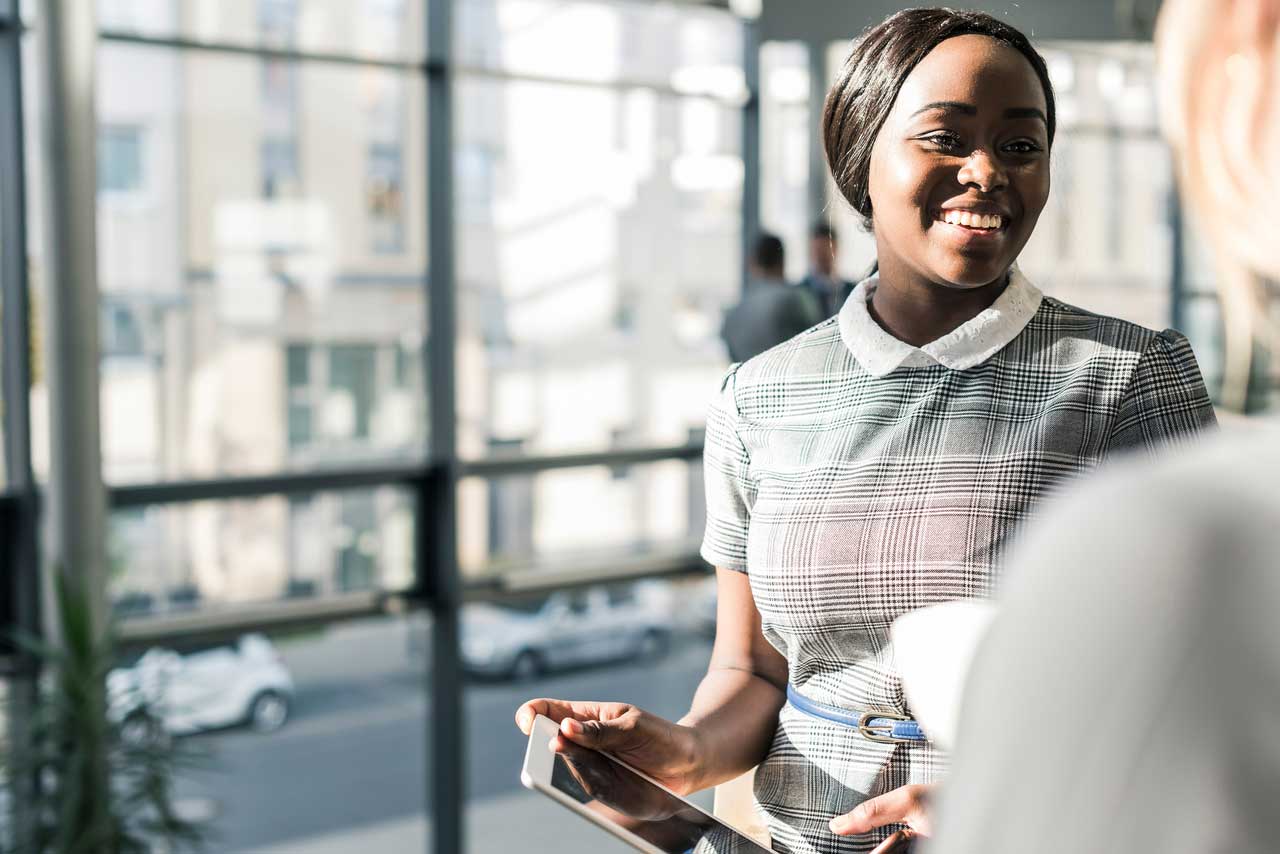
[1156,0,1280,410]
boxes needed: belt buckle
[857,710,913,744]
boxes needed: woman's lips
[931,208,1009,242]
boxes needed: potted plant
[1,573,212,853]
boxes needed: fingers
[868,829,916,854]
[829,785,929,836]
[561,710,637,751]
[514,698,630,735]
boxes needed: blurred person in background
[839,1,1280,852]
[720,232,823,363]
[519,8,1219,852]
[797,221,856,319]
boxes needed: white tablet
[520,714,773,854]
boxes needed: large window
[4,2,747,853]
[452,3,742,852]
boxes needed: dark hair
[823,8,1056,228]
[811,221,837,241]
[752,233,786,272]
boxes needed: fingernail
[828,818,848,835]
[562,718,583,736]
[517,712,529,730]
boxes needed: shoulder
[731,316,847,388]
[1025,296,1168,356]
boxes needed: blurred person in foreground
[837,0,1280,852]
[518,8,1219,853]
[797,221,856,319]
[720,233,823,363]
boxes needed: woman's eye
[926,133,962,152]
[1003,140,1043,154]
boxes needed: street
[173,615,716,852]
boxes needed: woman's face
[868,34,1051,288]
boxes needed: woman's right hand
[515,698,704,795]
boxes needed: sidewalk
[240,786,715,853]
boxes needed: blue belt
[786,684,928,744]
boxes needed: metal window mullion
[97,29,435,73]
[424,0,463,852]
[0,14,31,507]
[0,15,42,849]
[1169,169,1186,333]
[741,16,760,296]
[107,462,438,508]
[807,38,827,227]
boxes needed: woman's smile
[930,204,1012,246]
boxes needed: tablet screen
[548,740,772,854]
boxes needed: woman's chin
[928,262,1011,290]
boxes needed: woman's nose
[956,149,1009,193]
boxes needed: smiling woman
[516,9,1220,854]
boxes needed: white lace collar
[838,266,1043,376]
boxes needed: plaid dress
[699,269,1216,853]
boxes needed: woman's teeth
[938,210,1003,230]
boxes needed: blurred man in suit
[797,221,855,319]
[721,233,822,363]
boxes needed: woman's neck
[868,259,1010,348]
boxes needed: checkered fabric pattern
[699,296,1217,853]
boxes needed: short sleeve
[1107,329,1217,454]
[699,366,755,573]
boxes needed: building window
[258,0,298,47]
[286,343,400,452]
[99,301,145,357]
[98,124,144,194]
[261,52,299,198]
[328,344,377,440]
[367,142,405,253]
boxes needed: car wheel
[635,629,669,661]
[508,650,543,682]
[248,690,290,733]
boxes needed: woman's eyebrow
[911,100,976,117]
[1003,106,1048,124]
[909,102,1048,124]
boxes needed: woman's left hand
[829,783,934,853]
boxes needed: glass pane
[144,613,430,850]
[1183,297,1224,395]
[95,0,426,62]
[822,41,880,283]
[456,75,740,458]
[456,0,745,97]
[760,41,811,283]
[108,487,414,618]
[458,460,704,578]
[465,577,716,853]
[74,43,427,485]
[1018,42,1172,330]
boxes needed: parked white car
[108,633,294,743]
[461,583,674,680]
